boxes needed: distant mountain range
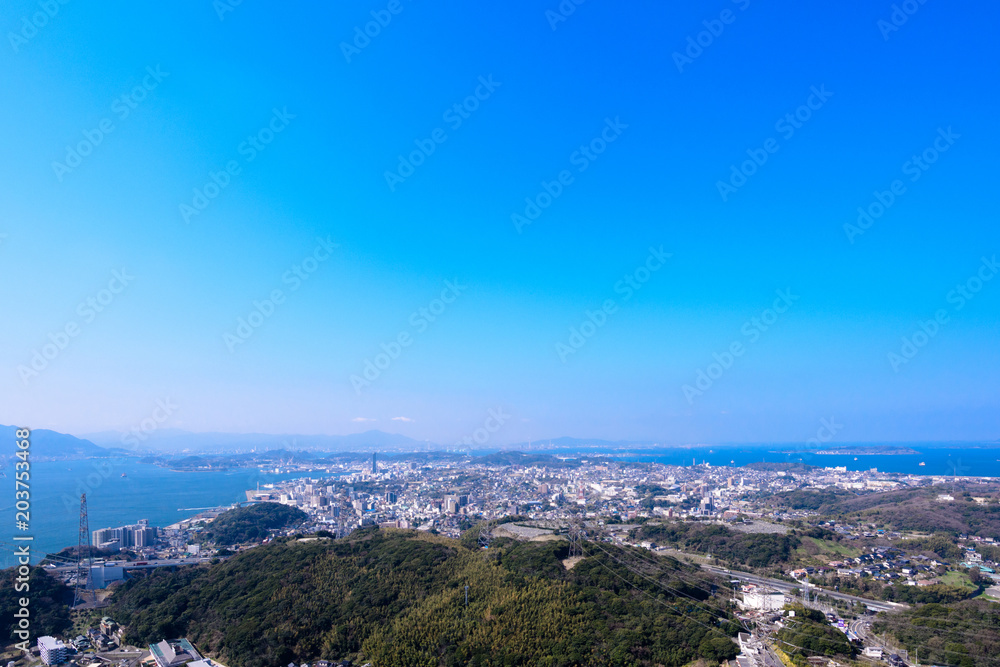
[10,424,641,458]
[0,425,123,459]
[81,429,665,456]
[82,428,435,454]
[10,424,992,459]
[504,436,659,450]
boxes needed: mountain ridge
[0,425,118,459]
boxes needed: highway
[48,557,214,574]
[701,565,907,613]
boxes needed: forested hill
[872,599,999,667]
[0,567,73,640]
[205,502,307,545]
[769,485,1000,537]
[110,528,740,667]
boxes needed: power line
[585,532,745,624]
[581,536,975,666]
[578,539,868,663]
[577,540,739,639]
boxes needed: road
[96,649,147,667]
[49,557,215,575]
[702,565,906,613]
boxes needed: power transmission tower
[73,494,92,608]
[477,521,491,550]
[568,519,583,559]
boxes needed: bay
[0,457,341,564]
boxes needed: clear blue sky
[1,0,998,445]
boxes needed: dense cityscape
[20,451,999,667]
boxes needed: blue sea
[600,444,1000,478]
[0,458,343,564]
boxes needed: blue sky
[1,0,998,445]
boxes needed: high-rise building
[130,525,156,547]
[93,527,122,548]
[372,452,377,474]
[92,522,157,549]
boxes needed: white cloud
[352,417,375,422]
[391,416,413,422]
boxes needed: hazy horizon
[17,423,1000,454]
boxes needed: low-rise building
[38,636,68,665]
[150,638,202,667]
[738,588,785,611]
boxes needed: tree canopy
[110,528,739,666]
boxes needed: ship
[918,462,925,466]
